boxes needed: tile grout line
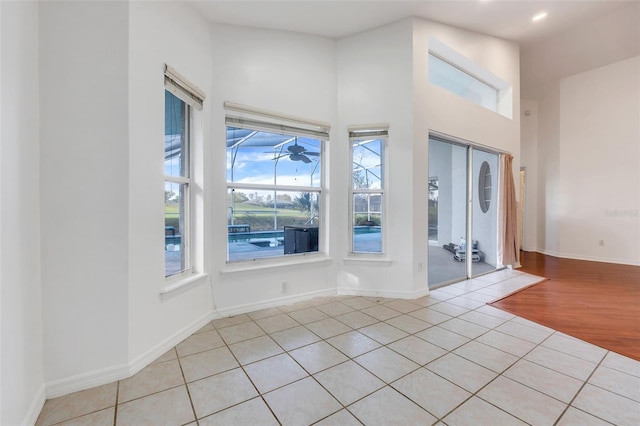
[113,381,119,426]
[42,270,631,425]
[422,305,554,424]
[174,347,199,425]
[551,352,608,426]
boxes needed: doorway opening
[428,134,501,289]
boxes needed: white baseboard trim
[215,288,337,318]
[38,283,438,407]
[44,311,215,400]
[128,311,215,377]
[45,363,129,400]
[536,249,640,266]
[338,286,430,299]
[22,383,46,426]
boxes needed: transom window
[350,129,386,254]
[226,112,327,262]
[429,53,498,112]
[428,36,513,119]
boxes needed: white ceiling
[188,0,640,96]
[188,0,631,44]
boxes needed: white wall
[209,24,339,310]
[533,56,640,264]
[1,1,45,424]
[536,82,561,255]
[520,99,538,251]
[39,0,130,387]
[128,0,215,370]
[336,19,421,297]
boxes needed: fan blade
[290,153,312,163]
[303,151,320,156]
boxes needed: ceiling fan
[273,138,319,163]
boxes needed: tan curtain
[498,153,519,266]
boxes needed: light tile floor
[36,269,640,426]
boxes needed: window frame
[428,53,498,112]
[428,36,513,119]
[163,64,205,282]
[478,160,492,214]
[225,111,328,264]
[349,128,387,255]
[164,90,193,279]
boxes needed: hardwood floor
[490,251,640,361]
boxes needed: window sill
[343,255,392,266]
[221,253,332,276]
[160,272,209,297]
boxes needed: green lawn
[232,204,315,231]
[165,202,315,231]
[165,204,179,218]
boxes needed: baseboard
[45,362,130,400]
[22,383,46,426]
[338,286,430,300]
[215,288,337,318]
[536,249,640,266]
[127,310,215,377]
[45,311,215,400]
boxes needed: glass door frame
[428,131,505,287]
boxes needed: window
[226,110,328,262]
[350,129,386,253]
[428,177,439,241]
[429,54,498,112]
[164,65,204,278]
[428,37,513,119]
[478,161,492,213]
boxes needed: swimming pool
[227,231,285,247]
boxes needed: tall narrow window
[164,91,190,277]
[164,65,204,278]
[225,108,328,263]
[350,129,386,253]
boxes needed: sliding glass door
[428,136,500,288]
[471,148,499,277]
[428,138,468,287]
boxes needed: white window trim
[164,65,205,281]
[428,37,513,119]
[225,105,329,266]
[348,126,388,257]
[164,98,192,279]
[164,64,205,110]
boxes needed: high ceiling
[188,0,631,44]
[188,1,640,97]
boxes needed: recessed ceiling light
[532,12,548,22]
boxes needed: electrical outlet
[599,240,605,247]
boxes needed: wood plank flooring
[490,251,640,361]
